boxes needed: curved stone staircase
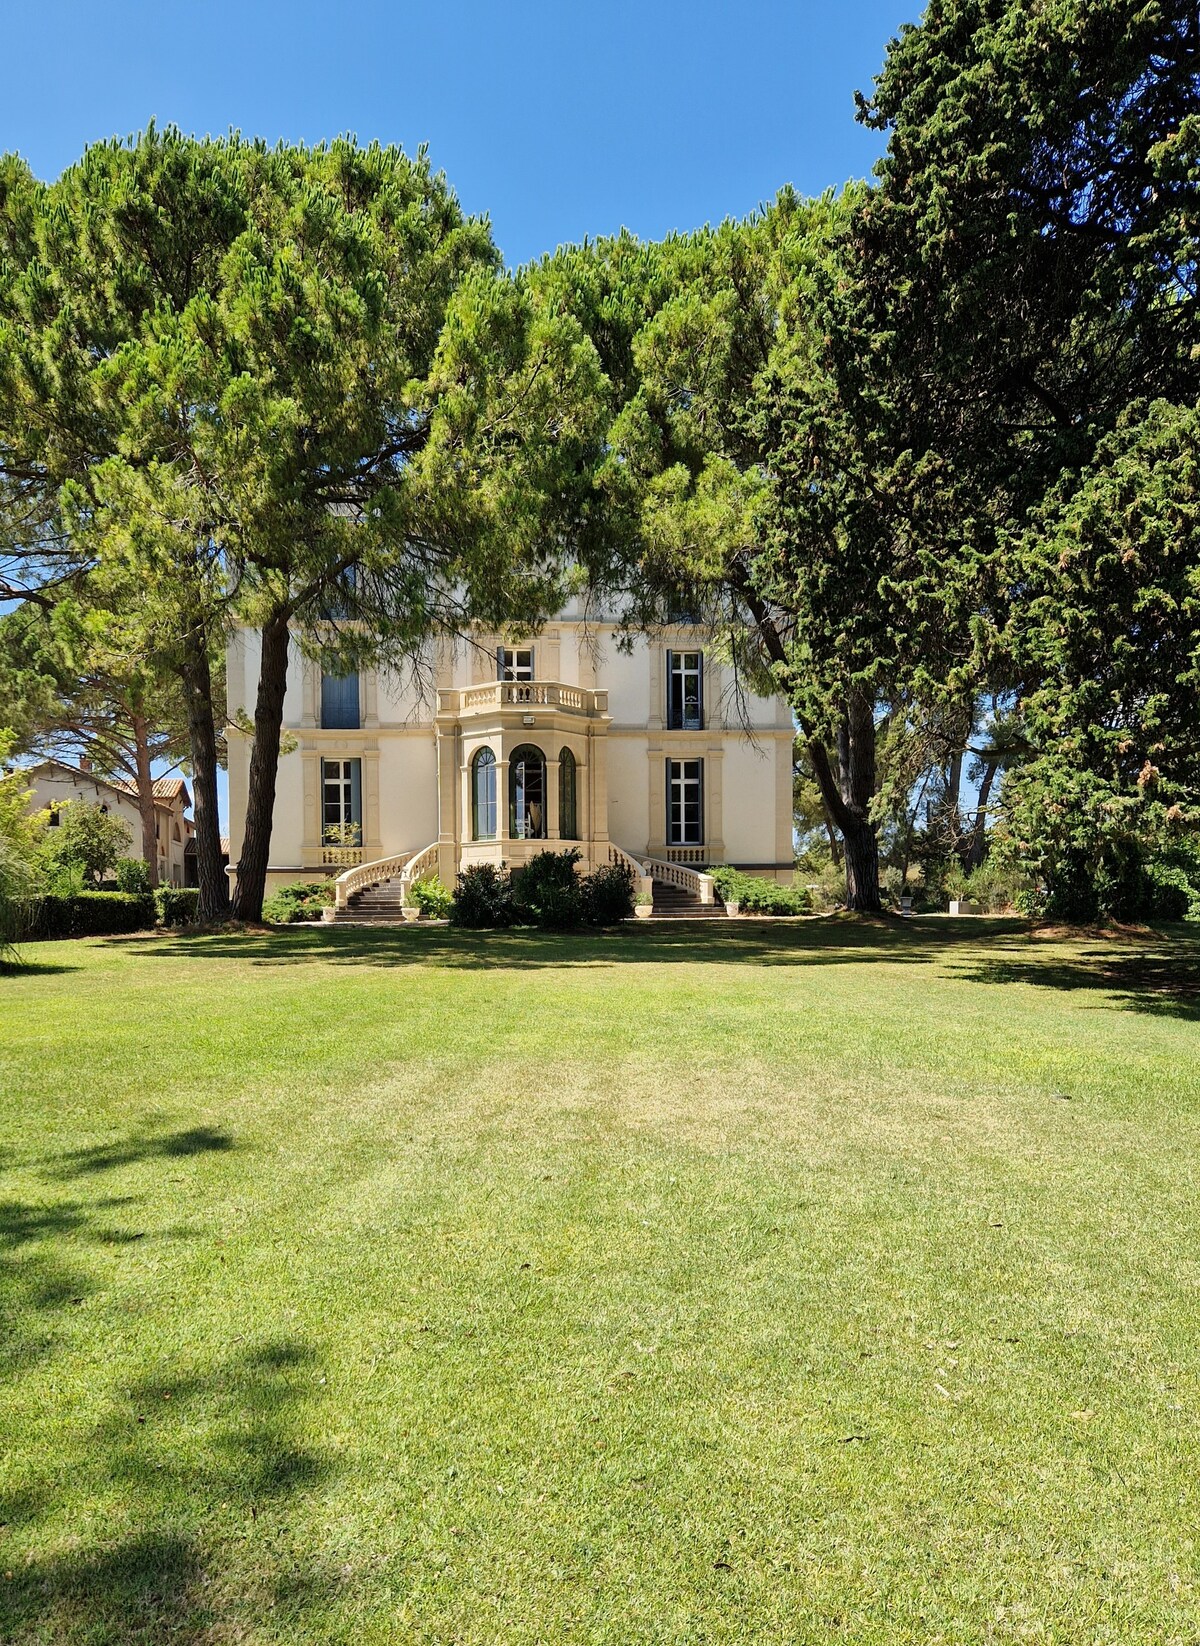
[336,873,409,924]
[651,880,727,919]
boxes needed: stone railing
[397,842,441,905]
[440,682,607,717]
[606,842,654,904]
[645,857,716,905]
[332,851,412,910]
[662,845,710,866]
[321,845,363,870]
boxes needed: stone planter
[633,903,653,920]
[401,906,421,923]
[321,905,336,923]
[724,900,741,917]
[948,899,981,916]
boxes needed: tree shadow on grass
[0,1338,341,1644]
[116,914,1034,973]
[1,957,82,977]
[951,929,1200,1021]
[42,1126,234,1181]
[0,1193,168,1383]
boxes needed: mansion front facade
[225,604,795,897]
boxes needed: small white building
[225,605,795,905]
[21,759,194,886]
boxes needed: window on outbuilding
[509,745,546,839]
[472,747,497,841]
[559,748,578,840]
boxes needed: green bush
[450,863,517,928]
[513,850,584,930]
[31,891,156,939]
[710,866,812,915]
[155,886,200,927]
[580,861,636,925]
[262,881,335,924]
[115,857,151,893]
[407,875,452,919]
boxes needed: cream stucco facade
[21,760,194,886]
[225,607,795,897]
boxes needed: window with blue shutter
[321,670,360,729]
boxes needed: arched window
[472,747,497,840]
[509,745,546,840]
[559,747,578,840]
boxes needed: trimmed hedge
[32,891,157,939]
[710,866,812,915]
[262,881,335,924]
[155,887,200,927]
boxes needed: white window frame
[666,758,704,846]
[322,757,362,838]
[668,650,703,730]
[497,646,534,682]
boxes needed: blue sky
[7,1,913,269]
[5,0,916,824]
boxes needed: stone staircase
[335,873,409,924]
[651,880,727,919]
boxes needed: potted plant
[633,890,653,919]
[724,898,741,917]
[401,903,421,923]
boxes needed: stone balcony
[436,681,609,720]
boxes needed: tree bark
[181,631,229,924]
[230,611,291,924]
[966,758,999,871]
[131,713,160,888]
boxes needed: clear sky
[5,0,917,825]
[6,1,914,269]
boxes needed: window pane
[473,748,497,840]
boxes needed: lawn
[2,917,1199,1645]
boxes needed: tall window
[509,745,546,839]
[666,759,704,846]
[559,747,578,840]
[497,647,534,682]
[321,670,360,730]
[322,758,362,843]
[667,651,703,729]
[472,747,497,840]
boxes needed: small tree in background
[42,802,132,888]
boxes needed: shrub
[41,802,133,885]
[407,875,452,920]
[450,863,516,928]
[262,881,335,924]
[31,891,156,939]
[115,857,151,893]
[710,866,812,915]
[155,886,201,927]
[513,849,584,930]
[580,861,636,925]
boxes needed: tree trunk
[823,816,842,868]
[842,815,882,912]
[131,713,160,889]
[966,758,999,871]
[230,612,291,924]
[946,746,967,865]
[835,689,882,911]
[181,632,229,924]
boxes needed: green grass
[2,917,1200,1644]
